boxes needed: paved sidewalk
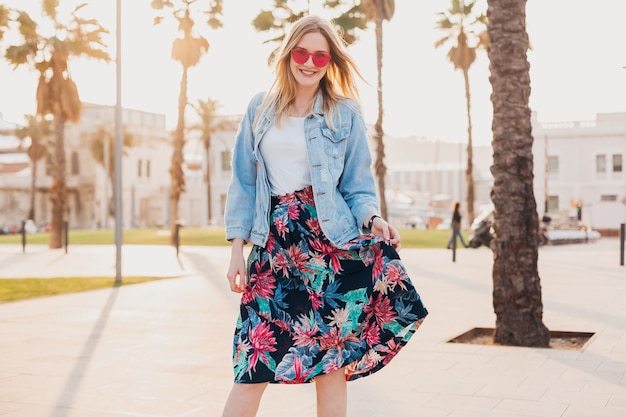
[0,239,625,416]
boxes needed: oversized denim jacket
[224,91,380,248]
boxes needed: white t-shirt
[259,116,312,196]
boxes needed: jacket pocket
[321,126,348,159]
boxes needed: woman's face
[289,32,330,90]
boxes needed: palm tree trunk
[372,14,387,219]
[462,68,475,224]
[487,0,550,347]
[49,115,67,249]
[169,67,188,244]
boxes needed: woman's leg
[458,230,468,247]
[314,368,347,417]
[221,382,269,417]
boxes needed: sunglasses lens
[312,53,331,67]
[291,48,330,67]
[291,48,309,64]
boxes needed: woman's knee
[314,368,347,390]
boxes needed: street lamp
[114,0,123,282]
[621,66,626,265]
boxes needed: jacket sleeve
[224,95,261,242]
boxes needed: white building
[0,105,240,231]
[3,108,626,234]
[532,112,626,234]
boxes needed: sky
[1,1,626,147]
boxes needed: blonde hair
[255,15,365,130]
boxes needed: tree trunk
[462,68,475,224]
[487,0,550,347]
[169,67,188,244]
[49,115,67,249]
[372,13,387,219]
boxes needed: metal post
[64,221,69,254]
[543,135,550,214]
[452,224,457,263]
[619,223,626,266]
[114,0,123,283]
[175,223,181,257]
[103,129,109,229]
[21,220,26,253]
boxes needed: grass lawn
[0,276,177,303]
[0,226,463,249]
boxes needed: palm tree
[189,98,235,225]
[151,0,223,244]
[364,0,394,219]
[88,125,133,219]
[14,114,52,222]
[4,1,110,248]
[486,0,550,347]
[253,0,395,218]
[435,0,488,224]
[0,4,8,41]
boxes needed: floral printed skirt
[232,186,428,384]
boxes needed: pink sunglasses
[290,47,331,67]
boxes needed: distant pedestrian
[221,14,428,417]
[447,201,468,249]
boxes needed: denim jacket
[224,91,380,248]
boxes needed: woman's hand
[226,238,247,293]
[369,216,402,251]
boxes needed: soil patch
[447,327,594,350]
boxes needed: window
[547,195,559,212]
[46,154,53,176]
[548,156,559,174]
[601,195,618,202]
[613,154,623,172]
[70,151,79,175]
[137,159,142,177]
[146,160,151,178]
[221,150,232,171]
[596,155,606,173]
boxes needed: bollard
[64,221,69,254]
[174,222,182,256]
[21,220,26,253]
[619,223,626,266]
[451,225,457,263]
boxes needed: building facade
[2,108,626,233]
[532,112,626,233]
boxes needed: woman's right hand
[226,238,247,293]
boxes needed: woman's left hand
[370,217,402,251]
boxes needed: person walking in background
[447,200,468,249]
[221,15,428,417]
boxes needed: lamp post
[543,134,550,214]
[102,125,109,229]
[114,0,123,283]
[621,66,626,266]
